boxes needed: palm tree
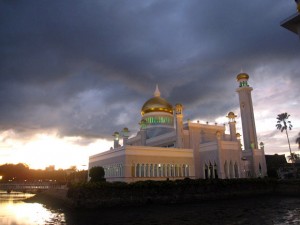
[276,112,293,160]
[287,152,300,162]
[296,132,300,150]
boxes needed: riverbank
[64,195,300,225]
[24,188,72,209]
[26,179,300,209]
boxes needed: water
[0,191,65,225]
[1,190,300,225]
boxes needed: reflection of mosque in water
[89,73,267,182]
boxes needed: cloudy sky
[1,0,299,169]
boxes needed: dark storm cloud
[0,0,299,141]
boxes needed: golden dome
[141,96,173,115]
[227,112,237,118]
[227,112,235,116]
[236,73,249,81]
[122,127,129,132]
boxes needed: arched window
[120,164,123,177]
[154,164,158,177]
[186,165,189,177]
[224,161,228,179]
[145,164,149,177]
[214,162,218,179]
[141,164,145,177]
[116,164,118,177]
[104,167,108,178]
[131,164,135,177]
[209,162,214,179]
[150,164,153,177]
[178,165,182,177]
[162,164,166,177]
[106,167,109,177]
[175,165,178,177]
[234,162,239,178]
[136,164,140,177]
[182,165,186,177]
[258,163,262,177]
[167,164,170,177]
[171,164,174,177]
[158,164,162,177]
[204,164,209,179]
[229,161,234,178]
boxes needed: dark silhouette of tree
[0,163,88,184]
[68,170,88,183]
[0,163,30,182]
[287,152,300,162]
[296,132,300,150]
[89,166,105,182]
[276,113,293,161]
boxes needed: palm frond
[276,112,293,155]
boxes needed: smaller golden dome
[113,131,119,136]
[122,127,129,132]
[228,112,235,116]
[236,73,249,81]
[227,112,237,119]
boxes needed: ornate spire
[154,84,161,97]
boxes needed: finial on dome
[154,84,161,97]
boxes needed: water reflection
[1,190,300,225]
[0,191,66,225]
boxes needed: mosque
[89,73,267,182]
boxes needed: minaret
[121,127,130,146]
[113,131,120,149]
[175,103,184,148]
[236,73,258,150]
[227,112,237,141]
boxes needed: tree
[296,132,300,150]
[68,170,88,183]
[287,152,300,162]
[0,163,30,182]
[89,166,105,182]
[276,113,293,161]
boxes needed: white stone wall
[89,145,195,182]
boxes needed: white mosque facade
[89,73,267,182]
